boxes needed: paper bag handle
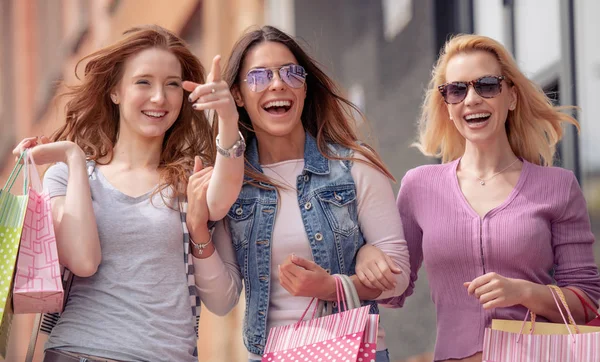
[2,151,26,192]
[517,285,580,342]
[296,275,347,327]
[548,285,579,331]
[23,150,43,194]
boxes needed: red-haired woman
[13,25,243,361]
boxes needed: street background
[1,1,599,361]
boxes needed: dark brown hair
[219,25,394,187]
[52,25,215,197]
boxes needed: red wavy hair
[52,25,215,197]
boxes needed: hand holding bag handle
[337,274,360,309]
[295,275,346,328]
[315,274,361,317]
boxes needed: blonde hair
[416,34,579,166]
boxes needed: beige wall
[1,0,264,361]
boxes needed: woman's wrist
[189,225,214,259]
[216,119,241,149]
[515,278,536,308]
[65,143,86,165]
[319,275,338,301]
[187,221,209,241]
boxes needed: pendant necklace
[473,158,520,186]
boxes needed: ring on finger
[211,88,216,94]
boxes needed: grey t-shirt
[44,162,197,362]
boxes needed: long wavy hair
[219,25,393,187]
[52,25,215,197]
[416,34,579,166]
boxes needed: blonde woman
[362,34,600,361]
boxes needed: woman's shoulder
[524,161,577,187]
[402,161,456,185]
[45,160,96,175]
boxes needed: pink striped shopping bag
[483,285,600,362]
[261,275,379,362]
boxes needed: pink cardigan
[383,159,600,361]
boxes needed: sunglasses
[243,64,307,92]
[438,75,506,104]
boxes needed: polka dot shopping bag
[262,274,379,362]
[0,151,29,358]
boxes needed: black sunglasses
[438,75,507,104]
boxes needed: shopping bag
[0,152,29,358]
[13,152,63,313]
[261,274,379,362]
[482,284,600,361]
[337,273,379,361]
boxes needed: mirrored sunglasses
[244,64,307,92]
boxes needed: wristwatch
[216,131,246,158]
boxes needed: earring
[111,94,118,104]
[509,104,516,111]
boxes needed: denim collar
[245,132,330,180]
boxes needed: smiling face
[445,50,517,146]
[112,47,183,141]
[233,41,307,140]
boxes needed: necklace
[469,158,520,186]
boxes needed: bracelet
[190,231,213,256]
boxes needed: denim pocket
[227,200,256,250]
[317,186,359,236]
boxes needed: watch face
[216,132,246,158]
[234,143,245,158]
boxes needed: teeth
[263,100,291,109]
[143,111,166,118]
[465,113,491,120]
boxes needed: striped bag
[261,274,379,362]
[483,284,600,362]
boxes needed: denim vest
[226,133,379,356]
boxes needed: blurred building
[1,1,599,362]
